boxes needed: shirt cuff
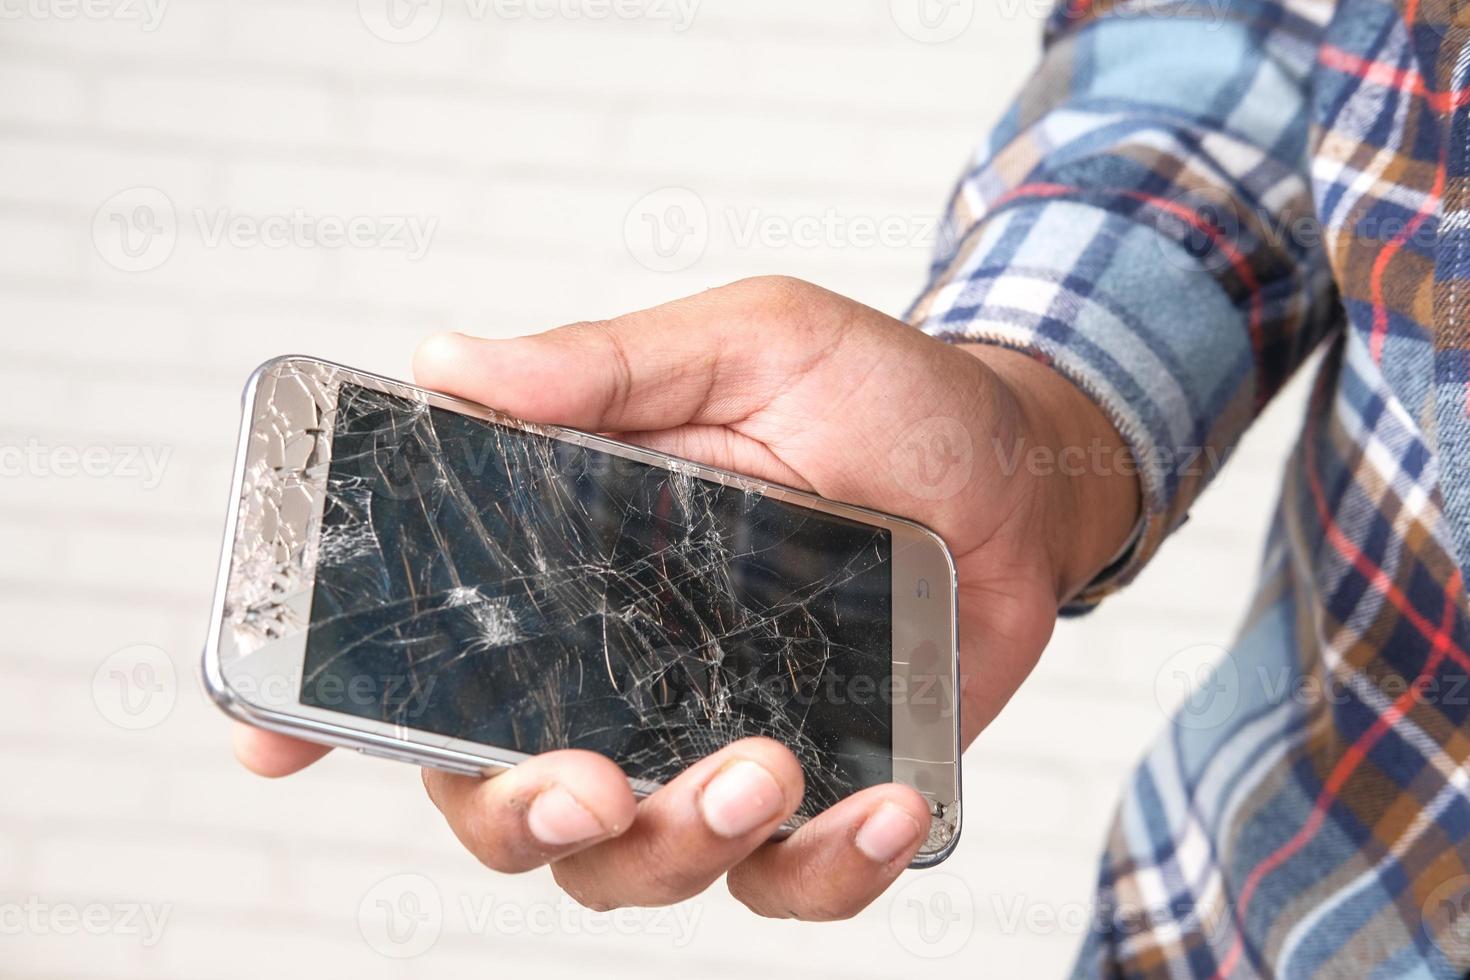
[908,198,1253,612]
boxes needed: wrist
[960,344,1142,603]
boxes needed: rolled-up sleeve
[910,0,1341,611]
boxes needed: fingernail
[699,760,784,838]
[527,785,605,847]
[854,803,922,863]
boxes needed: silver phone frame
[202,355,962,866]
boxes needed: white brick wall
[0,2,1312,977]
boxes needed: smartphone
[203,356,961,865]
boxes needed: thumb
[414,297,779,434]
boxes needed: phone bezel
[202,355,962,865]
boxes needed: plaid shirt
[909,0,1470,975]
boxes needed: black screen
[302,383,893,814]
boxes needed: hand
[233,276,1140,919]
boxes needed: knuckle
[790,860,865,922]
[550,862,618,913]
[804,897,866,922]
[462,826,520,872]
[634,842,712,904]
[558,317,612,337]
[419,767,466,808]
[459,798,536,873]
[727,277,852,362]
[726,866,792,920]
[585,319,635,419]
[751,273,808,295]
[730,275,814,310]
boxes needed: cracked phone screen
[300,383,894,817]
